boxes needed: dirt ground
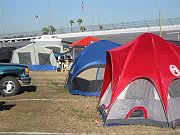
[0,71,180,135]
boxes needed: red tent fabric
[99,33,180,127]
[69,36,99,47]
[101,33,180,111]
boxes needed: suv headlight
[25,67,29,75]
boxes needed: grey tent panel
[0,47,16,62]
[169,79,180,98]
[38,53,51,65]
[72,77,102,92]
[104,79,167,127]
[96,68,105,80]
[125,79,155,99]
[18,52,32,65]
[168,79,180,127]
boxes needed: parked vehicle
[0,63,31,96]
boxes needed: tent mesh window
[0,47,15,62]
[73,68,102,92]
[38,53,51,65]
[168,79,180,127]
[124,79,155,118]
[112,79,158,119]
[18,52,32,65]
[125,79,155,99]
[129,109,145,118]
[169,79,180,98]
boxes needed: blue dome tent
[66,40,121,96]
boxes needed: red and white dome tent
[98,33,180,128]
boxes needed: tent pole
[32,43,37,70]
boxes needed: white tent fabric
[11,43,57,71]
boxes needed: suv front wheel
[0,76,20,96]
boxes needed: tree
[80,26,86,32]
[48,25,56,34]
[42,25,56,35]
[42,27,49,35]
[77,18,83,31]
[99,25,103,30]
[69,20,75,32]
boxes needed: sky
[0,0,180,34]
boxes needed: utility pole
[1,0,4,38]
[48,0,51,35]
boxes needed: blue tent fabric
[66,40,121,96]
[70,40,121,81]
[28,65,57,71]
[69,90,100,96]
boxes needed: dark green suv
[0,63,31,96]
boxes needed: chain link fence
[1,18,180,39]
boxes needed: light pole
[48,0,51,35]
[158,0,162,37]
[34,14,39,35]
[91,0,94,35]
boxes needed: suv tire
[0,76,20,96]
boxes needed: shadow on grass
[20,85,37,94]
[0,101,16,111]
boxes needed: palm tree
[69,20,75,32]
[42,27,49,35]
[42,25,56,35]
[80,26,86,32]
[49,25,56,34]
[77,18,83,31]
